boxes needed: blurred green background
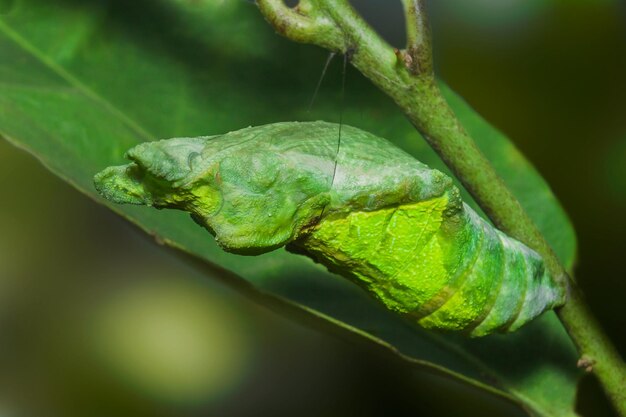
[0,0,624,416]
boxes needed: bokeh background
[1,0,625,416]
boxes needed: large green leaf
[0,0,579,415]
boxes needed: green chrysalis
[94,121,565,337]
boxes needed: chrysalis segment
[469,234,529,336]
[412,203,483,319]
[508,249,563,332]
[94,121,566,336]
[416,209,507,332]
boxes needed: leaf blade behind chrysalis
[0,1,579,416]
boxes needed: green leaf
[0,0,579,415]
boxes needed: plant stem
[560,288,626,414]
[256,0,626,414]
[401,0,432,75]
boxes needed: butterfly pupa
[94,121,565,337]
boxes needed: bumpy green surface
[95,121,565,336]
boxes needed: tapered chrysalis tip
[94,165,151,205]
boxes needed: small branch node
[577,355,597,373]
[394,48,413,70]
